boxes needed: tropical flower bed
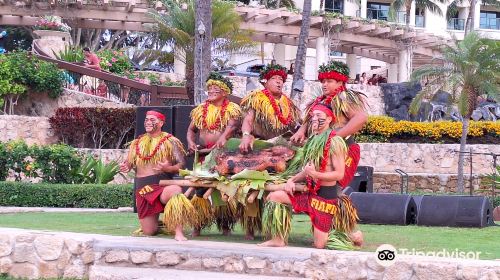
[358,116,500,144]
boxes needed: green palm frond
[415,0,445,16]
[410,32,500,119]
[149,0,255,70]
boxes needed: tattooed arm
[157,142,186,174]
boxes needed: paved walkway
[0,206,133,214]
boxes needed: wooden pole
[159,179,307,192]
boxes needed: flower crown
[206,72,233,94]
[318,61,350,82]
[259,64,287,81]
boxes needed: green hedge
[0,182,133,208]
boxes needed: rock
[38,261,60,278]
[16,234,36,243]
[156,251,181,266]
[413,262,457,280]
[382,261,413,280]
[130,251,153,264]
[292,260,306,275]
[431,91,452,105]
[471,109,483,121]
[63,264,86,279]
[272,260,292,274]
[223,257,245,273]
[0,257,13,273]
[388,105,409,121]
[80,248,95,264]
[459,265,482,280]
[65,239,82,255]
[202,257,224,269]
[243,257,267,269]
[381,82,421,121]
[176,257,202,270]
[34,235,64,261]
[13,243,37,263]
[0,234,12,257]
[56,250,72,270]
[104,250,129,263]
[9,263,39,279]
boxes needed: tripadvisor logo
[375,244,397,267]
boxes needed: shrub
[49,107,136,149]
[358,116,500,143]
[0,182,133,208]
[54,45,84,63]
[0,51,64,113]
[97,49,133,75]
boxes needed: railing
[448,18,465,30]
[32,40,188,106]
[480,18,500,30]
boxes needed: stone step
[89,265,307,280]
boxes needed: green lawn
[0,212,499,260]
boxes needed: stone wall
[360,143,498,175]
[0,116,57,145]
[373,172,484,194]
[15,89,133,117]
[0,228,499,280]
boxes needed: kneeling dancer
[260,104,359,249]
[120,110,193,241]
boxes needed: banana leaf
[223,138,273,152]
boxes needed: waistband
[316,185,340,200]
[134,173,172,190]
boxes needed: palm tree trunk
[465,0,476,35]
[457,118,469,193]
[319,0,324,12]
[186,66,195,104]
[194,0,212,105]
[405,3,411,27]
[277,0,282,8]
[291,0,312,100]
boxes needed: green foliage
[30,144,82,184]
[54,45,84,62]
[410,32,500,118]
[0,140,81,183]
[150,0,255,70]
[206,72,233,92]
[78,155,121,184]
[259,63,288,80]
[97,49,133,75]
[318,60,350,77]
[0,182,133,208]
[0,51,63,113]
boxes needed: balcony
[447,18,465,30]
[480,18,500,30]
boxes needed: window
[330,51,343,57]
[415,8,425,27]
[367,2,390,21]
[480,11,500,30]
[325,0,344,14]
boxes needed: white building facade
[228,0,499,82]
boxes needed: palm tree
[389,0,445,27]
[291,0,312,100]
[409,32,500,193]
[150,0,255,103]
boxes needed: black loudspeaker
[173,105,196,169]
[416,195,493,228]
[135,106,174,137]
[348,166,374,193]
[349,192,417,225]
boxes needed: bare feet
[192,228,201,237]
[174,226,187,241]
[349,230,364,247]
[245,229,255,240]
[258,239,286,247]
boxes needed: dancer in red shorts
[120,110,191,240]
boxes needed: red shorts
[136,184,165,219]
[338,143,360,188]
[289,186,340,233]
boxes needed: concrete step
[89,265,307,280]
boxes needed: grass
[0,212,499,260]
